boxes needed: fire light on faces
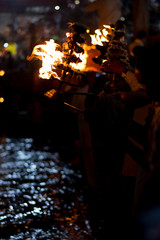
[90,25,113,46]
[30,39,63,79]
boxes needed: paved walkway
[0,138,93,239]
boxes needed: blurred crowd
[0,18,67,72]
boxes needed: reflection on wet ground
[0,138,94,239]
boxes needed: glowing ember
[44,89,57,99]
[90,25,113,46]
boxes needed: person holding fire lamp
[84,40,152,238]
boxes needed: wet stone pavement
[0,138,94,239]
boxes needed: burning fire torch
[90,20,131,94]
[28,22,90,113]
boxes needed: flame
[70,44,88,71]
[90,25,113,46]
[29,39,63,79]
[64,32,88,71]
[29,38,88,79]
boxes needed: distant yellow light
[0,70,5,76]
[0,97,4,103]
[6,42,17,56]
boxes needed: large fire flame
[90,25,113,46]
[29,39,63,79]
[29,38,89,80]
[29,25,114,79]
